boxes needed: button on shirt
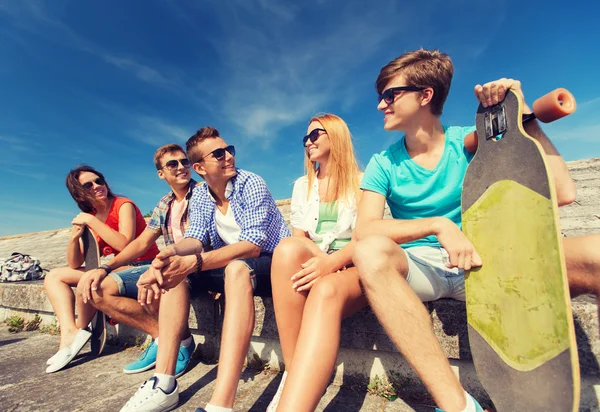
[184,169,290,251]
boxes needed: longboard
[461,89,580,411]
[82,226,107,357]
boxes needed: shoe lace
[128,382,158,407]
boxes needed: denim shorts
[404,246,466,302]
[108,262,152,300]
[187,253,273,298]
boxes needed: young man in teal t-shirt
[353,49,598,412]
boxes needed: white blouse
[290,174,361,252]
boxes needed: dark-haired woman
[44,165,159,373]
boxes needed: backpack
[0,253,46,282]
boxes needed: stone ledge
[1,280,598,377]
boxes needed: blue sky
[0,0,599,237]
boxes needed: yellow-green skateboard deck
[461,90,580,411]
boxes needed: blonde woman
[269,114,367,411]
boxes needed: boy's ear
[192,162,206,177]
[157,169,166,181]
[420,87,435,107]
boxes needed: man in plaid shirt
[80,143,201,377]
[121,127,290,412]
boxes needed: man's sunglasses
[82,177,106,190]
[201,145,236,162]
[378,86,425,105]
[162,158,191,171]
[302,128,326,146]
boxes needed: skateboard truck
[484,105,506,140]
[484,104,537,141]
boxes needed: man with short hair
[120,127,290,412]
[81,143,199,376]
[353,49,583,412]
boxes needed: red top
[95,197,160,262]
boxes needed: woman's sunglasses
[82,177,106,190]
[201,145,236,162]
[162,158,191,171]
[378,86,425,105]
[302,128,326,146]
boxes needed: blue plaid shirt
[185,169,290,252]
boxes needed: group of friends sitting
[42,49,600,412]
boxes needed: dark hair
[376,48,453,116]
[153,143,186,170]
[186,126,220,163]
[66,165,116,213]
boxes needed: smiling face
[304,121,331,163]
[377,74,425,132]
[78,171,108,201]
[157,150,192,188]
[191,137,237,183]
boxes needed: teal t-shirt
[361,125,475,249]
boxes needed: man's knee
[224,260,253,291]
[353,235,407,283]
[90,277,120,308]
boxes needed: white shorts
[405,246,466,302]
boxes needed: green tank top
[314,201,350,250]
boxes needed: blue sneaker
[175,338,196,378]
[123,340,158,374]
[435,393,484,412]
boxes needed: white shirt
[289,174,361,252]
[211,180,242,245]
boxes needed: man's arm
[355,190,439,243]
[474,78,577,206]
[81,229,162,303]
[523,120,577,206]
[355,190,481,269]
[107,229,160,269]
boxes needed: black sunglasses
[201,145,236,162]
[302,128,326,146]
[82,177,106,190]
[162,158,191,170]
[378,86,425,104]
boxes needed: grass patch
[39,318,60,335]
[6,315,25,333]
[367,375,398,401]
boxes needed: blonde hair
[305,113,361,203]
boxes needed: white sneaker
[46,348,67,365]
[120,377,179,412]
[266,371,287,412]
[46,329,92,373]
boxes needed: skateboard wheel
[102,246,113,256]
[108,318,119,326]
[532,88,576,123]
[464,131,478,153]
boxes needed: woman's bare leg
[271,237,322,366]
[276,268,367,412]
[44,266,85,349]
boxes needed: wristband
[99,264,112,274]
[195,253,203,274]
